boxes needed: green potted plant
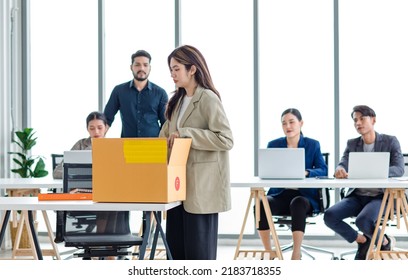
[8,127,48,250]
[8,127,48,178]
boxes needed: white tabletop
[0,197,181,211]
[0,177,63,189]
[230,177,408,188]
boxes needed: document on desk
[391,176,408,181]
[390,176,408,181]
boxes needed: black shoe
[355,236,371,260]
[380,234,395,251]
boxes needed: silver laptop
[258,148,305,179]
[348,152,390,179]
[64,150,92,164]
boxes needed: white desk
[0,197,180,212]
[0,197,180,260]
[0,178,63,259]
[231,177,408,189]
[230,177,408,260]
[0,177,63,190]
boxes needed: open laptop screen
[348,152,390,179]
[258,148,305,179]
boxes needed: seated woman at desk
[256,108,327,260]
[53,111,129,259]
[53,111,106,179]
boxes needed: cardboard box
[92,138,191,203]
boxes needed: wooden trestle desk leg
[12,210,61,260]
[12,211,39,260]
[367,188,408,260]
[40,210,61,260]
[8,188,60,260]
[234,187,283,260]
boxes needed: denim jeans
[323,194,384,243]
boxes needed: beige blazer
[160,86,234,214]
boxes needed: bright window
[181,0,254,234]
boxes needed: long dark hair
[86,111,107,128]
[165,45,220,120]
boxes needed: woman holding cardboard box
[160,45,234,260]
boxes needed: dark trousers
[323,194,384,243]
[256,189,312,232]
[166,204,218,260]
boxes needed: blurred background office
[1,0,408,239]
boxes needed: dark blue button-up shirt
[104,80,168,138]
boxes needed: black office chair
[403,153,408,198]
[55,159,142,260]
[273,152,336,260]
[51,153,64,171]
[50,153,64,193]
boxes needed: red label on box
[175,177,180,191]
